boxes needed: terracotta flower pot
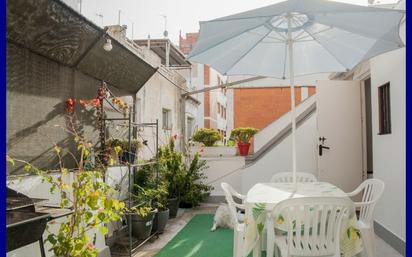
[237,142,251,156]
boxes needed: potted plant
[106,138,142,165]
[230,127,259,156]
[105,138,122,165]
[158,139,185,218]
[129,186,157,240]
[192,128,222,147]
[120,139,142,164]
[179,153,213,208]
[191,129,237,157]
[134,163,170,233]
[7,125,125,257]
[151,181,170,233]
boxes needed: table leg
[39,236,46,257]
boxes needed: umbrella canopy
[187,0,404,187]
[188,0,404,78]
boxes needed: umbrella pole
[287,14,297,189]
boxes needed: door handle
[319,144,330,156]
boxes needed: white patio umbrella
[187,0,404,187]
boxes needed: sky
[80,0,398,45]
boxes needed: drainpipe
[132,94,137,138]
[181,93,187,154]
[165,40,170,68]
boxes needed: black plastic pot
[167,198,179,218]
[131,210,156,240]
[121,151,136,164]
[151,209,169,234]
[179,201,193,209]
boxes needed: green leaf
[6,155,15,166]
[46,234,57,245]
[99,226,108,236]
[114,146,122,154]
[54,146,61,154]
[257,223,264,235]
[276,214,285,224]
[50,184,57,194]
[24,164,31,172]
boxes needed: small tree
[230,127,259,144]
[6,118,125,257]
[192,128,222,146]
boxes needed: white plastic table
[244,182,363,257]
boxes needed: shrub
[133,162,169,212]
[158,139,213,207]
[230,127,259,144]
[180,153,213,207]
[158,139,186,199]
[226,139,236,147]
[192,128,222,146]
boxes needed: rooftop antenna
[161,15,168,38]
[147,34,151,49]
[95,13,104,27]
[127,18,134,40]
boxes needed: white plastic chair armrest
[353,200,376,208]
[234,202,246,210]
[235,192,246,200]
[346,187,364,197]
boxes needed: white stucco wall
[241,113,318,194]
[369,47,405,241]
[202,156,245,195]
[203,111,318,196]
[136,71,186,158]
[351,5,405,241]
[254,95,316,152]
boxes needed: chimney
[106,24,127,40]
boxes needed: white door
[316,80,363,192]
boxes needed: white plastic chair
[266,197,354,257]
[270,172,318,183]
[347,179,385,257]
[221,182,258,257]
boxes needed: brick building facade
[233,86,316,129]
[179,32,228,140]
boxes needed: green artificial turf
[154,214,266,257]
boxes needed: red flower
[78,99,87,106]
[66,98,75,113]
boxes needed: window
[378,83,391,135]
[217,103,220,114]
[162,108,172,130]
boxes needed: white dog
[211,203,244,231]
